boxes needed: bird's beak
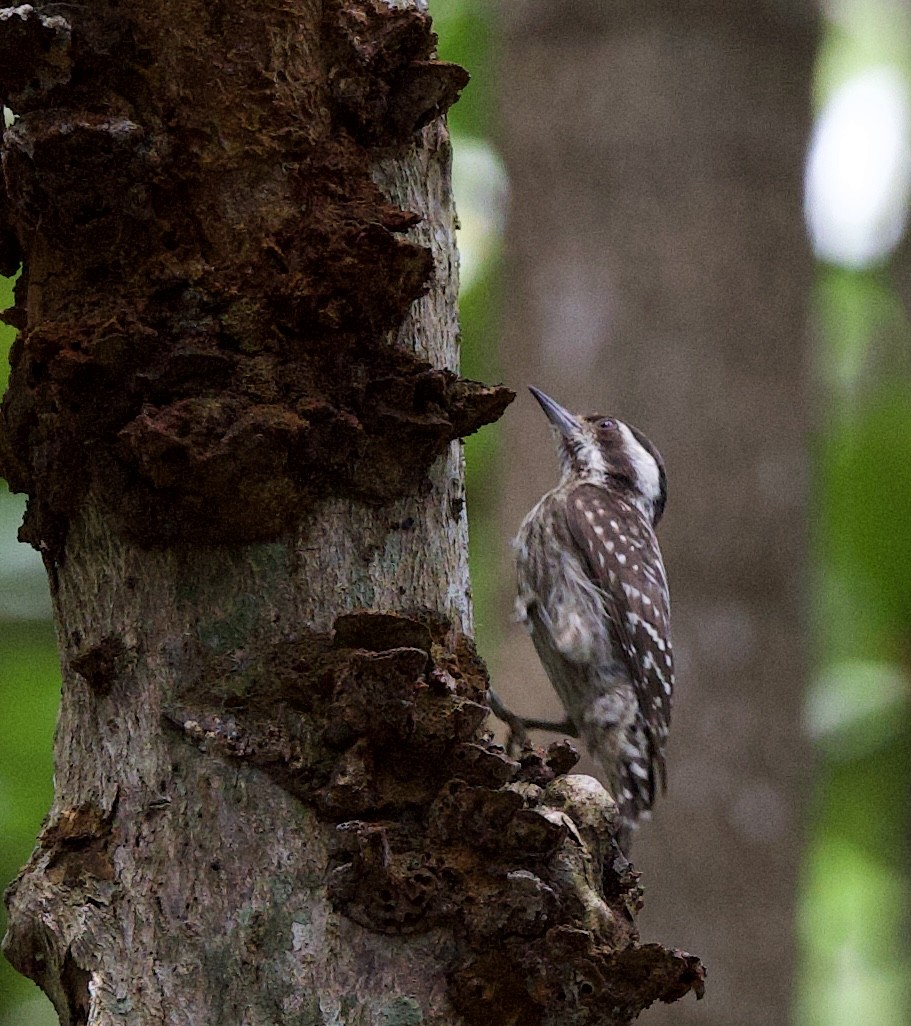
[529,386,581,439]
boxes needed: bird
[492,386,674,852]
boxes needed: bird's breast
[515,502,616,669]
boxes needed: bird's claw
[486,689,531,757]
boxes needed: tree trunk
[494,3,817,1025]
[0,2,701,1023]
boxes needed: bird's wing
[564,483,674,792]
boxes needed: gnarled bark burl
[0,2,702,1022]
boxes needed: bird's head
[529,385,667,525]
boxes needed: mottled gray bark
[0,1,703,1023]
[494,3,817,1024]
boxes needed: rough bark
[0,1,702,1024]
[494,3,817,1025]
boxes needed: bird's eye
[599,418,615,430]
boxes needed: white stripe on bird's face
[617,421,662,518]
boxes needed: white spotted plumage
[510,388,674,852]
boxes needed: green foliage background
[0,270,58,1023]
[1,2,909,1023]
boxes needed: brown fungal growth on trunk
[6,611,704,1023]
[0,0,508,551]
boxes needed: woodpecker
[495,386,674,852]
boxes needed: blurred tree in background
[1,0,910,1023]
[492,3,815,1024]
